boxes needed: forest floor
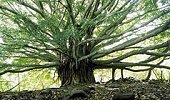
[0,78,170,100]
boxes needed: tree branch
[65,0,76,26]
[17,1,45,18]
[0,64,58,75]
[99,39,170,64]
[91,6,170,51]
[0,4,18,14]
[91,19,170,59]
[124,67,152,72]
[83,0,94,18]
[144,52,170,56]
[94,62,170,70]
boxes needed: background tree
[0,0,170,86]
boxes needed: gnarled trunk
[58,59,95,86]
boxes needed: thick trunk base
[58,60,95,86]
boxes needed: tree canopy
[0,0,170,85]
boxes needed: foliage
[17,69,60,91]
[0,76,12,91]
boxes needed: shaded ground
[0,78,170,100]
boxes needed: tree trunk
[121,69,124,80]
[145,69,152,81]
[58,59,95,86]
[161,70,163,81]
[112,68,116,82]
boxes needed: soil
[0,78,170,100]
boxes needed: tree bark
[112,68,116,82]
[121,69,124,80]
[145,69,152,81]
[58,59,95,86]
